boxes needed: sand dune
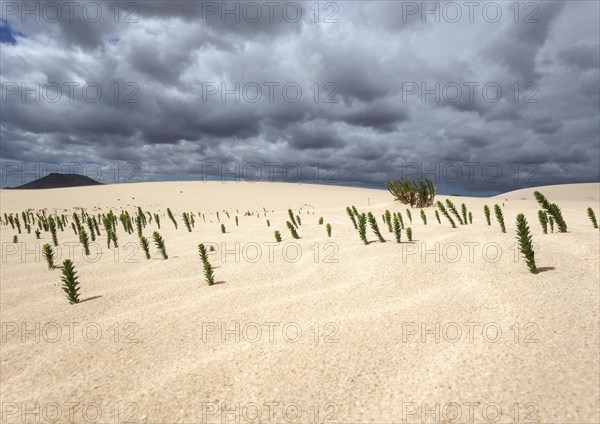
[1,182,598,423]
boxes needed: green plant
[461,204,468,224]
[286,221,300,239]
[154,213,161,229]
[367,212,385,242]
[587,208,598,229]
[326,223,332,237]
[12,235,17,243]
[484,205,491,226]
[406,209,412,223]
[468,212,473,224]
[49,219,58,247]
[446,200,463,225]
[538,210,548,234]
[346,207,358,229]
[393,215,401,243]
[434,210,441,224]
[42,244,55,269]
[140,236,150,259]
[548,216,554,233]
[167,208,178,229]
[406,227,413,242]
[288,209,297,227]
[351,206,358,216]
[534,191,567,232]
[420,209,427,225]
[266,220,270,227]
[397,212,404,229]
[274,230,282,242]
[60,259,81,304]
[436,202,456,228]
[183,213,192,232]
[319,217,324,225]
[386,178,437,207]
[152,231,168,259]
[79,228,90,255]
[35,229,41,239]
[198,243,215,286]
[515,213,537,274]
[235,216,239,226]
[494,205,506,233]
[357,213,368,244]
[296,215,301,225]
[384,210,392,232]
[220,224,226,233]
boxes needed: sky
[0,0,599,195]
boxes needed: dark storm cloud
[1,0,599,194]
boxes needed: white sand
[1,182,598,423]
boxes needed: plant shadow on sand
[537,266,556,273]
[79,295,103,303]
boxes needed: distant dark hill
[7,173,104,190]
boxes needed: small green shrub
[446,200,463,225]
[296,215,301,226]
[288,209,297,227]
[406,227,413,242]
[534,191,567,232]
[386,178,437,207]
[347,207,358,229]
[221,224,226,233]
[235,216,239,226]
[198,243,215,286]
[167,208,178,229]
[42,244,55,269]
[494,204,506,233]
[406,209,412,223]
[436,201,456,228]
[326,223,332,237]
[420,209,427,225]
[12,235,17,243]
[49,219,59,246]
[152,231,168,259]
[140,236,150,259]
[393,215,401,243]
[538,210,548,234]
[60,259,81,304]
[515,213,537,274]
[587,208,598,229]
[461,203,468,225]
[367,212,386,242]
[357,213,368,245]
[286,221,300,239]
[468,212,472,224]
[319,217,324,225]
[548,216,554,233]
[183,213,192,232]
[397,212,404,229]
[384,210,392,232]
[267,219,270,227]
[434,210,441,224]
[274,230,282,242]
[484,205,491,226]
[79,228,91,255]
[35,229,41,239]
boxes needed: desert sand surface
[1,182,599,423]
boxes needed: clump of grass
[60,259,81,304]
[357,213,368,244]
[538,210,548,234]
[484,205,491,226]
[406,209,412,223]
[198,243,215,286]
[393,215,401,243]
[420,209,427,225]
[326,223,332,237]
[286,221,300,239]
[436,201,456,228]
[367,212,385,242]
[220,224,226,234]
[288,209,298,227]
[183,213,192,232]
[461,203,468,224]
[167,208,178,229]
[494,204,506,233]
[140,236,150,259]
[79,228,91,255]
[42,244,55,269]
[406,227,413,242]
[152,232,168,259]
[434,210,441,224]
[274,230,282,242]
[319,217,324,225]
[346,207,358,229]
[515,213,537,274]
[587,208,598,229]
[534,191,567,232]
[446,199,464,225]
